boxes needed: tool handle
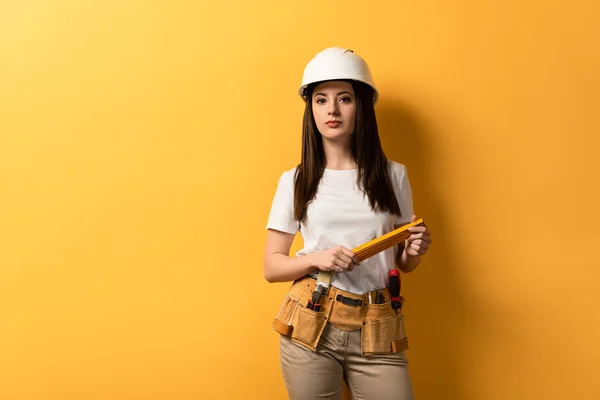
[388,269,402,310]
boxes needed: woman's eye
[316,98,326,104]
[339,96,352,103]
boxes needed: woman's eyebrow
[314,91,354,97]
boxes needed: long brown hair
[293,80,401,223]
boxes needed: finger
[334,258,351,270]
[411,214,418,223]
[329,263,344,272]
[337,252,354,266]
[407,233,423,241]
[410,243,422,252]
[409,236,432,244]
[406,247,420,257]
[408,226,427,233]
[339,248,360,266]
[411,243,427,255]
[419,241,430,251]
[339,247,357,260]
[410,239,429,248]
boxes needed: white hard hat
[298,47,378,104]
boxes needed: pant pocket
[272,294,299,337]
[290,306,327,350]
[361,313,396,355]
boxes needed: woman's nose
[328,102,339,116]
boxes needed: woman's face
[311,80,356,142]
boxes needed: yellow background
[1,1,599,399]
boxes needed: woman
[263,47,432,400]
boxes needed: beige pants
[280,322,414,400]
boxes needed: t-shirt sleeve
[393,164,414,226]
[266,171,300,234]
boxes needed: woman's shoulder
[387,159,408,178]
[277,165,299,185]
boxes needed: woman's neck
[322,139,356,170]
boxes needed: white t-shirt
[266,159,414,294]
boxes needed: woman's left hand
[404,214,432,257]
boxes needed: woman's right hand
[309,246,360,273]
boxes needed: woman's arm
[395,245,422,273]
[263,229,314,283]
[263,229,360,283]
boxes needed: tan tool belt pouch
[272,276,408,355]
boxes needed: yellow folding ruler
[314,218,424,295]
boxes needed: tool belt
[272,276,408,356]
